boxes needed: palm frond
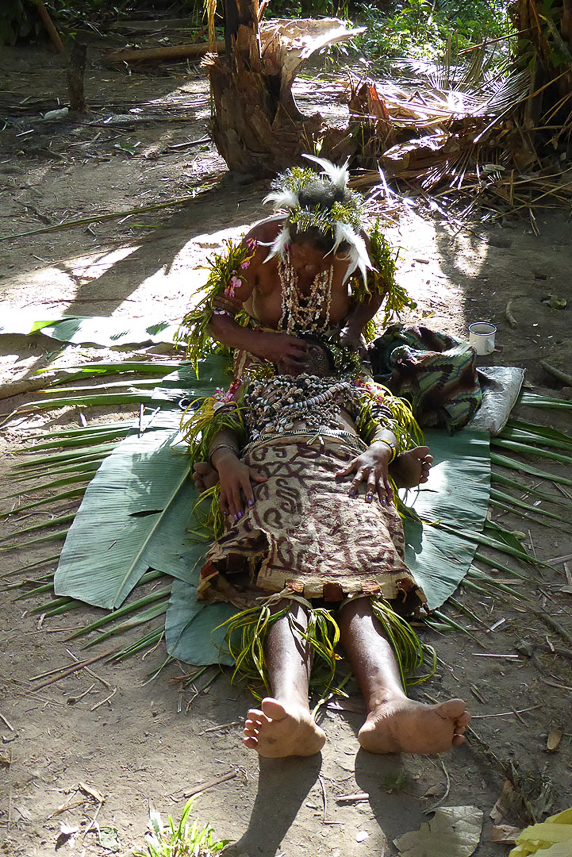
[492,437,572,466]
[82,600,169,649]
[1,487,87,517]
[491,451,572,487]
[518,393,572,410]
[67,578,169,640]
[505,417,572,445]
[491,471,571,507]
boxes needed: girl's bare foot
[390,446,433,489]
[193,461,219,493]
[243,697,326,758]
[358,697,470,755]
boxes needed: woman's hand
[339,326,368,359]
[336,441,394,505]
[253,332,309,372]
[215,451,267,520]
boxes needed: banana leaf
[400,428,490,611]
[164,429,491,662]
[0,312,178,347]
[10,337,565,669]
[54,356,229,611]
[164,579,235,666]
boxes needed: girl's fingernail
[233,514,239,522]
[248,499,254,506]
[238,511,243,518]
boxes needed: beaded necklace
[277,250,334,335]
[244,374,362,441]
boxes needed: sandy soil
[1,40,571,857]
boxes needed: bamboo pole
[34,0,65,54]
[105,42,225,65]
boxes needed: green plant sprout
[133,797,229,857]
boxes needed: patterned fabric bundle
[369,324,483,432]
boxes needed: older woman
[181,155,414,374]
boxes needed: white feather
[302,153,350,191]
[263,225,291,262]
[263,189,300,211]
[332,223,372,284]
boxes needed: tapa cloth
[198,434,426,612]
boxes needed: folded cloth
[369,324,482,432]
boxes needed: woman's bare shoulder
[244,217,286,244]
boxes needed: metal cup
[469,321,497,356]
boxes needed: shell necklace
[245,374,359,440]
[277,250,334,335]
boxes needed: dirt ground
[1,40,571,857]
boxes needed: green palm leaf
[491,471,570,507]
[499,427,572,451]
[54,356,230,611]
[519,393,572,409]
[491,451,572,486]
[492,437,572,466]
[505,417,572,445]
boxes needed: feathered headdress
[263,154,372,284]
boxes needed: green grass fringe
[218,596,434,699]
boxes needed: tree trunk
[67,41,87,113]
[207,8,364,175]
[514,0,572,130]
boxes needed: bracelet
[209,443,239,464]
[371,438,397,462]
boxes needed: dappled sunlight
[127,224,252,317]
[447,228,489,277]
[393,209,473,339]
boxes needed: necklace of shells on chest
[245,374,363,441]
[277,250,334,335]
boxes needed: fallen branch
[34,0,65,54]
[0,377,53,402]
[505,300,518,328]
[540,360,572,387]
[30,648,119,691]
[105,42,225,65]
[183,770,237,799]
[0,188,217,243]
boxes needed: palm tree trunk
[206,4,323,176]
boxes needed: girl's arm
[208,429,267,520]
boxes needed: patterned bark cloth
[199,434,426,614]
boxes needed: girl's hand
[336,441,394,505]
[216,454,267,520]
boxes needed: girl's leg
[243,600,326,758]
[338,598,470,754]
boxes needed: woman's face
[288,240,328,277]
